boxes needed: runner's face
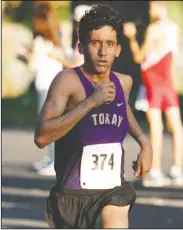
[82,25,121,74]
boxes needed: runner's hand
[90,82,116,107]
[132,143,153,179]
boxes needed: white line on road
[2,201,32,209]
[2,218,48,228]
[136,197,183,208]
[2,187,49,197]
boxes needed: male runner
[124,1,183,187]
[34,4,152,228]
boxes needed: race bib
[80,143,122,189]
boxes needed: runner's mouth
[97,60,107,65]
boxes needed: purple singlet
[55,67,129,189]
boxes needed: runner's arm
[127,104,150,148]
[117,73,151,148]
[117,73,152,177]
[34,70,95,149]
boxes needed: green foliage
[3,1,71,28]
[56,5,71,20]
[165,1,183,94]
[3,1,33,30]
[166,1,183,35]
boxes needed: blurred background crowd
[2,0,183,122]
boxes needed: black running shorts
[45,180,136,228]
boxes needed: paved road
[2,128,183,228]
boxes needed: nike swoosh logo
[117,102,124,107]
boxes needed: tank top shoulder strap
[110,71,126,101]
[73,67,93,96]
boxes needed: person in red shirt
[124,1,183,187]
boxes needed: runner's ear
[115,45,121,58]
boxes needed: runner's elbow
[34,133,47,149]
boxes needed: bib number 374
[80,143,122,189]
[91,153,114,170]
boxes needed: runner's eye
[107,42,113,47]
[91,41,100,47]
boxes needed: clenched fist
[90,82,116,107]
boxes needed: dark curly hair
[78,4,124,45]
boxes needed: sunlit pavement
[2,129,183,228]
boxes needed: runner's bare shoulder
[48,68,81,96]
[113,72,133,94]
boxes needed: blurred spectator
[2,2,33,99]
[59,19,73,63]
[49,4,91,69]
[124,1,183,187]
[28,3,92,176]
[29,2,65,176]
[71,4,92,67]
